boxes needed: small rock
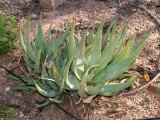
[130,31,135,36]
[135,27,139,31]
[39,0,67,9]
[19,111,24,118]
[5,86,10,92]
[15,92,22,97]
[15,112,18,116]
[24,116,30,119]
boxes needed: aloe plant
[6,17,154,106]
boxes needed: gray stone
[5,86,11,92]
[39,0,67,9]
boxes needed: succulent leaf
[34,80,58,97]
[46,24,52,53]
[37,16,45,53]
[34,50,42,74]
[100,75,137,96]
[90,19,104,66]
[68,22,76,59]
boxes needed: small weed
[0,102,15,119]
[110,102,118,109]
[98,115,104,120]
[139,100,146,106]
[0,13,19,55]
[158,110,160,114]
[52,119,57,120]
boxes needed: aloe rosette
[6,17,153,106]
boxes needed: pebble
[130,31,135,36]
[5,86,10,92]
[15,112,18,116]
[19,111,24,118]
[24,116,30,119]
[15,92,22,97]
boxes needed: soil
[0,0,160,120]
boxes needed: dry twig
[119,73,160,96]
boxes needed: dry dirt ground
[0,0,160,120]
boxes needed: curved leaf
[100,75,137,96]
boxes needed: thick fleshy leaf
[86,83,103,95]
[55,49,62,67]
[20,28,36,63]
[72,32,87,80]
[55,29,68,50]
[88,25,95,45]
[115,26,127,54]
[87,68,96,82]
[25,76,35,85]
[76,65,98,104]
[47,79,59,91]
[48,69,53,78]
[68,22,76,59]
[95,26,125,75]
[20,29,27,53]
[94,62,134,84]
[34,80,58,97]
[23,27,37,63]
[22,50,34,69]
[52,62,60,84]
[15,86,36,91]
[102,20,114,49]
[60,52,76,93]
[4,75,25,81]
[92,57,134,83]
[50,34,56,54]
[41,65,51,89]
[25,92,35,98]
[90,19,104,66]
[84,44,94,54]
[37,99,50,108]
[34,50,41,74]
[65,73,81,90]
[36,80,50,91]
[37,16,45,53]
[110,36,135,65]
[14,86,30,90]
[85,43,95,68]
[130,28,154,56]
[46,24,52,54]
[31,38,38,56]
[100,75,137,96]
[103,18,117,51]
[81,65,98,89]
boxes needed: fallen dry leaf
[143,74,150,81]
[147,85,160,100]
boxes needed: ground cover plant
[0,13,18,55]
[0,102,15,119]
[6,17,153,107]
